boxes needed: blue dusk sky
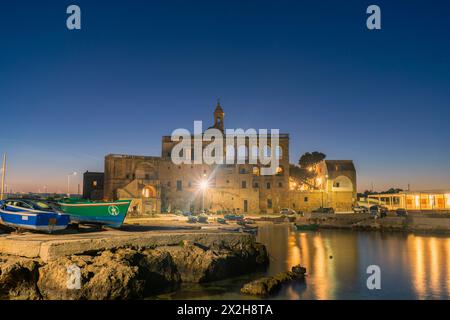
[0,0,449,193]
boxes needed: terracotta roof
[325,160,355,172]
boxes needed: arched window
[252,166,260,176]
[237,145,248,162]
[276,166,284,175]
[263,145,271,158]
[142,186,156,198]
[225,145,235,164]
[249,145,259,163]
[275,146,283,160]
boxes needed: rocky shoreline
[0,236,268,300]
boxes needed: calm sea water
[155,223,450,300]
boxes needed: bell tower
[213,99,225,131]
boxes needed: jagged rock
[167,242,268,283]
[0,256,41,300]
[37,249,144,300]
[241,265,306,296]
[138,249,181,293]
[2,239,269,300]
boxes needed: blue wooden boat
[0,199,70,233]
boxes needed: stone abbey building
[99,102,356,214]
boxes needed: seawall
[0,229,268,300]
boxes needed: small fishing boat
[198,215,208,223]
[242,227,258,235]
[187,216,198,223]
[58,198,131,228]
[0,199,70,233]
[295,223,320,231]
[244,218,256,224]
[216,218,227,224]
[224,214,245,221]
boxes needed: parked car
[369,205,387,218]
[280,208,296,215]
[395,208,408,217]
[353,205,369,214]
[312,207,335,214]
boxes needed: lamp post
[67,171,77,198]
[199,179,208,213]
[0,153,6,201]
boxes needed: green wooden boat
[58,198,131,228]
[295,223,320,231]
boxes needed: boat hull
[0,208,70,233]
[58,199,131,228]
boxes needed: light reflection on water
[155,223,450,300]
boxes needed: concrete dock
[0,226,254,262]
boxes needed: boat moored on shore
[0,199,70,233]
[57,198,131,228]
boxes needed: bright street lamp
[199,179,209,213]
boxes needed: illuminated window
[252,167,260,176]
[276,166,284,175]
[92,181,97,187]
[142,186,155,198]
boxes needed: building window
[278,182,283,187]
[275,146,283,160]
[92,181,97,187]
[226,180,230,184]
[304,197,308,202]
[241,181,247,189]
[292,203,296,208]
[167,181,171,187]
[145,174,150,179]
[254,182,259,188]
[252,167,260,176]
[276,166,284,175]
[239,167,247,174]
[267,199,272,209]
[266,182,271,189]
[176,180,182,191]
[167,152,171,157]
[188,181,192,188]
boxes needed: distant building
[368,190,450,211]
[289,160,357,212]
[82,171,104,200]
[102,102,357,214]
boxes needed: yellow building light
[415,195,420,208]
[446,194,450,206]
